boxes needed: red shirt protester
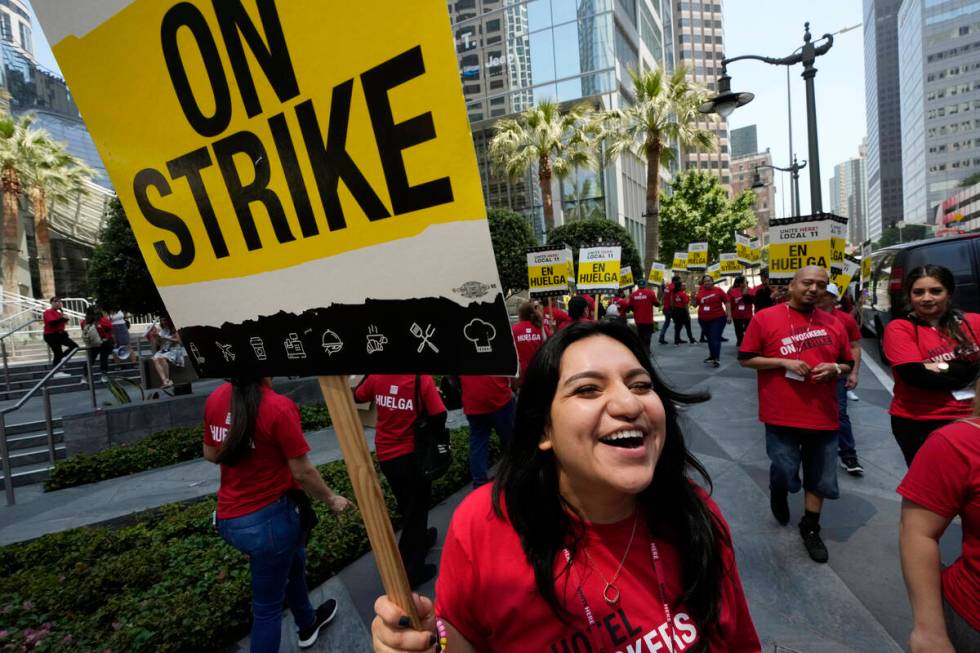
[42,307,67,335]
[831,307,861,344]
[435,485,760,652]
[728,287,753,321]
[739,305,853,431]
[458,376,513,416]
[581,294,596,317]
[671,289,690,310]
[627,287,659,325]
[662,285,673,314]
[511,320,546,379]
[353,375,445,461]
[203,383,309,519]
[544,306,571,334]
[884,314,980,420]
[695,286,728,322]
[81,316,114,340]
[897,420,980,631]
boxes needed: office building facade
[864,0,904,241]
[672,1,730,188]
[730,124,758,158]
[898,0,980,225]
[829,146,868,246]
[730,149,774,243]
[449,0,670,253]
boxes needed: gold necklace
[583,510,639,606]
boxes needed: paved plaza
[0,324,958,652]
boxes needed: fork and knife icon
[410,322,439,353]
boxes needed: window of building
[18,22,30,54]
[0,14,11,43]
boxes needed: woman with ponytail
[884,265,980,466]
[370,322,759,652]
[203,377,352,652]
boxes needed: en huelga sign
[576,245,621,294]
[34,0,517,377]
[527,247,570,298]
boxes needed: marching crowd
[194,264,979,652]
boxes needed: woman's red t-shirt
[459,375,513,416]
[353,375,445,461]
[203,383,310,519]
[728,288,753,321]
[512,320,546,379]
[898,420,980,631]
[436,485,761,652]
[696,287,729,322]
[671,290,690,310]
[884,313,980,420]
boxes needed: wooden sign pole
[317,375,420,628]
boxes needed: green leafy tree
[489,100,594,232]
[601,67,715,265]
[872,224,930,249]
[487,207,536,296]
[88,197,164,314]
[959,172,980,188]
[545,218,642,282]
[658,170,757,265]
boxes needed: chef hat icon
[464,318,496,353]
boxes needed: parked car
[861,233,980,363]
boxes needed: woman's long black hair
[903,265,973,352]
[214,376,265,466]
[492,321,727,650]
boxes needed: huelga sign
[35,0,517,376]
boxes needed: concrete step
[5,418,64,437]
[7,443,66,468]
[6,429,65,452]
[0,462,54,488]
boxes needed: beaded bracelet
[436,618,448,652]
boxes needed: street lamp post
[753,156,807,216]
[699,22,834,214]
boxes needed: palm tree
[603,67,716,264]
[21,139,94,299]
[488,100,594,233]
[0,114,39,304]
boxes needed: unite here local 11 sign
[527,247,571,298]
[577,246,621,294]
[34,0,517,377]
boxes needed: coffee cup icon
[366,326,388,354]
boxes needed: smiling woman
[370,322,762,653]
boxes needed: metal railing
[0,345,81,505]
[0,317,40,393]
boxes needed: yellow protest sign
[648,262,666,285]
[35,0,516,377]
[672,252,688,272]
[860,241,873,286]
[564,247,576,283]
[833,257,861,291]
[619,265,635,289]
[749,239,763,267]
[527,248,570,297]
[719,253,741,276]
[687,242,709,271]
[707,263,721,281]
[735,233,752,266]
[767,217,833,284]
[830,215,848,274]
[577,246,621,293]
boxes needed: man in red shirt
[511,301,546,382]
[657,275,679,344]
[627,280,660,356]
[459,376,515,488]
[42,297,78,376]
[820,284,865,476]
[542,298,571,335]
[739,266,854,563]
[728,275,754,347]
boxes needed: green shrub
[44,403,334,492]
[2,428,488,652]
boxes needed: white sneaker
[847,390,860,401]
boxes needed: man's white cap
[825,283,840,297]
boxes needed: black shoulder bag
[414,375,451,481]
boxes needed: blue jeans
[218,496,315,653]
[765,424,840,499]
[704,317,726,361]
[837,378,856,458]
[658,313,672,341]
[466,398,515,487]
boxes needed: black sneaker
[297,598,338,648]
[840,456,864,476]
[409,563,438,588]
[703,357,714,364]
[770,489,790,525]
[426,527,438,549]
[721,336,730,342]
[800,527,829,563]
[711,360,720,368]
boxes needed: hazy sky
[28,0,866,218]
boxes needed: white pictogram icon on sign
[249,337,267,361]
[189,342,205,364]
[216,342,235,362]
[410,322,439,353]
[366,325,388,354]
[464,319,496,353]
[284,333,307,359]
[321,330,343,356]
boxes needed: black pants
[891,415,954,467]
[636,323,654,356]
[44,332,78,367]
[672,309,694,343]
[734,319,751,347]
[379,452,431,580]
[88,340,113,375]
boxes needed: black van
[861,233,980,360]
